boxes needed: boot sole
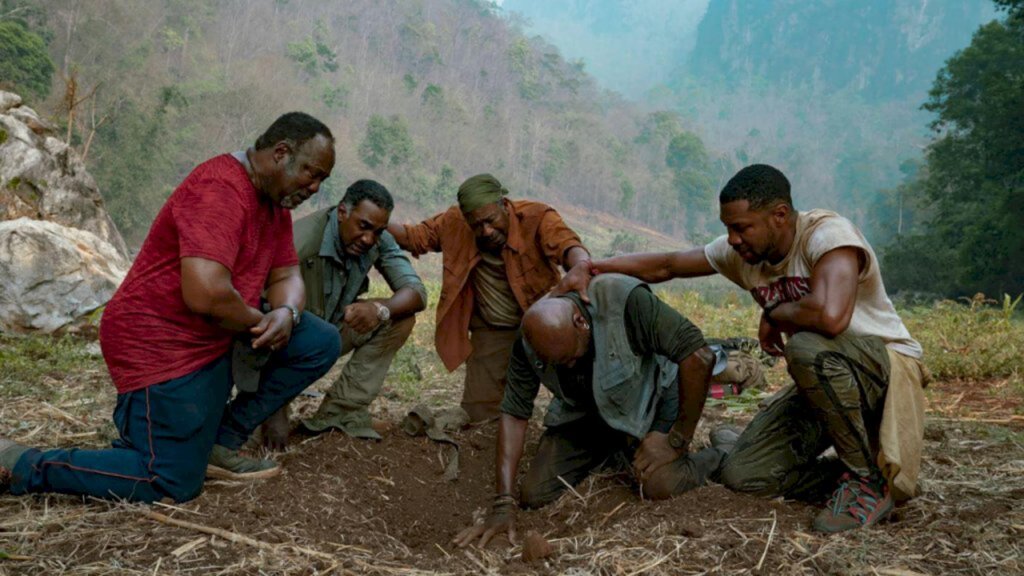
[205,464,281,481]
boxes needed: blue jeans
[10,313,339,503]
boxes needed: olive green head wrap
[457,174,508,213]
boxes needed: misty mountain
[502,0,710,98]
[689,0,995,101]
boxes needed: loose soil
[2,338,1023,575]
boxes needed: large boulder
[0,90,128,258]
[1,90,130,333]
[0,218,129,333]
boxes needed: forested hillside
[0,0,710,244]
[505,0,995,245]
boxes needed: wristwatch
[279,304,301,327]
[372,302,391,323]
[667,424,691,452]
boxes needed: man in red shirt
[0,112,341,503]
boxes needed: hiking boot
[205,444,280,481]
[0,438,30,494]
[709,425,743,455]
[813,473,893,533]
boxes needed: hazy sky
[502,0,711,98]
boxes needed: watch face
[668,431,687,449]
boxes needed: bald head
[522,298,590,366]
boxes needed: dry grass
[2,292,1024,575]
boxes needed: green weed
[0,334,102,398]
[902,294,1024,382]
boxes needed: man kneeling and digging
[453,273,723,547]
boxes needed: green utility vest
[524,273,678,439]
[292,207,377,322]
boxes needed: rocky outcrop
[0,91,129,333]
[0,218,129,333]
[0,91,128,258]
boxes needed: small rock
[521,530,553,562]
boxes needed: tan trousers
[461,314,519,422]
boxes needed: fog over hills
[503,0,996,243]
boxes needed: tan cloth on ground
[471,250,523,328]
[878,349,931,501]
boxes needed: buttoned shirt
[294,206,426,325]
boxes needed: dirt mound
[174,421,815,573]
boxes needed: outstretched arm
[555,247,717,302]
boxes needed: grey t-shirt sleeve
[624,287,707,363]
[499,338,540,420]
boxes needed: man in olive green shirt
[262,180,427,447]
[453,273,722,548]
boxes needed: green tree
[0,20,54,98]
[359,115,414,168]
[885,1,1024,297]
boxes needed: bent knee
[157,475,205,504]
[718,460,782,497]
[519,481,560,510]
[390,315,416,339]
[784,332,829,369]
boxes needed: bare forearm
[562,246,591,273]
[265,275,305,312]
[674,347,713,442]
[770,296,849,337]
[387,223,409,247]
[181,258,262,331]
[385,285,425,318]
[202,288,263,332]
[496,414,528,496]
[594,248,716,283]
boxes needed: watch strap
[279,304,300,326]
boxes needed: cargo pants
[303,316,416,436]
[717,331,891,499]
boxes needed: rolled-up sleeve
[399,211,447,257]
[499,338,541,420]
[375,232,428,305]
[537,209,586,266]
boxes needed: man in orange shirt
[389,174,591,421]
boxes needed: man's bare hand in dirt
[551,261,594,303]
[452,496,517,549]
[251,308,293,351]
[343,302,381,334]
[634,431,683,482]
[759,310,785,357]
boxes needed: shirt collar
[319,206,371,271]
[502,199,523,254]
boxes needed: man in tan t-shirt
[555,164,929,534]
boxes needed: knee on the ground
[519,480,560,510]
[156,474,205,504]
[718,458,784,497]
